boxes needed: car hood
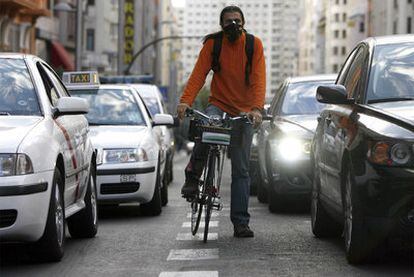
[370,101,414,123]
[0,116,42,152]
[89,125,149,149]
[276,114,318,139]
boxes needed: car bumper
[356,163,414,237]
[96,161,157,204]
[0,170,54,242]
[269,158,312,195]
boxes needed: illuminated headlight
[0,154,34,176]
[368,141,412,166]
[274,138,310,162]
[103,148,148,164]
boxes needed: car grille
[0,209,17,228]
[100,183,140,194]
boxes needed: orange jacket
[180,32,266,116]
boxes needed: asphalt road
[1,150,413,276]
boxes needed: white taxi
[0,54,97,262]
[130,84,175,204]
[64,73,174,216]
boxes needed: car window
[37,63,60,106]
[70,88,146,126]
[269,83,284,116]
[40,63,70,97]
[342,47,366,99]
[367,42,414,103]
[280,80,333,116]
[337,47,359,85]
[142,96,161,116]
[0,58,41,116]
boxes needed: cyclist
[177,5,266,238]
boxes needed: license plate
[120,174,136,183]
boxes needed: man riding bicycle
[177,5,266,238]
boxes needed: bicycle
[184,108,252,243]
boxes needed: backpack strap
[211,32,223,73]
[245,33,255,86]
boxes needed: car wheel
[32,168,65,262]
[161,178,168,207]
[67,164,98,238]
[344,167,373,264]
[141,163,162,216]
[249,161,259,196]
[311,169,341,238]
[268,182,285,213]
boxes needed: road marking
[221,206,266,211]
[186,212,219,218]
[159,271,218,277]
[167,249,219,261]
[176,232,218,241]
[182,221,218,228]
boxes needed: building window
[342,46,347,55]
[86,29,95,51]
[344,0,347,4]
[393,20,398,34]
[334,30,339,38]
[333,64,339,72]
[88,0,95,5]
[333,46,338,55]
[342,30,347,38]
[408,17,412,33]
[343,13,347,22]
[359,22,365,32]
[394,0,398,9]
[335,13,339,22]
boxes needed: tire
[344,167,373,264]
[311,169,341,238]
[204,196,213,243]
[32,168,65,262]
[268,183,285,213]
[67,164,98,238]
[191,196,203,235]
[249,162,259,196]
[161,178,168,207]
[141,163,162,216]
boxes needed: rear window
[0,59,40,116]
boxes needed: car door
[321,45,368,211]
[37,63,89,206]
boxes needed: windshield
[70,88,145,125]
[142,97,161,116]
[367,42,414,103]
[280,81,333,115]
[0,58,41,116]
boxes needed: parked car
[256,75,336,212]
[311,35,414,264]
[0,54,97,262]
[64,74,174,215]
[130,84,175,187]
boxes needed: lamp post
[54,0,83,71]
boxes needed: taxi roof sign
[62,71,100,90]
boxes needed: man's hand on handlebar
[247,109,262,128]
[177,103,190,120]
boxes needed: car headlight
[0,154,34,176]
[274,137,310,162]
[368,141,412,166]
[102,148,148,164]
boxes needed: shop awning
[50,41,75,71]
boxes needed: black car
[255,75,336,212]
[311,35,414,264]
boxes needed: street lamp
[54,1,83,71]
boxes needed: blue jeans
[185,104,254,226]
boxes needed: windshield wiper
[0,112,11,116]
[368,97,414,104]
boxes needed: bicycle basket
[200,125,231,145]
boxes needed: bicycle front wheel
[203,151,217,243]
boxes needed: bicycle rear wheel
[191,186,203,235]
[203,151,217,243]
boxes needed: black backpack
[210,32,255,86]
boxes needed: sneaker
[233,224,254,238]
[181,179,198,197]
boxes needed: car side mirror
[152,114,175,127]
[316,85,355,105]
[54,97,89,118]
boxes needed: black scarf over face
[223,21,242,42]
